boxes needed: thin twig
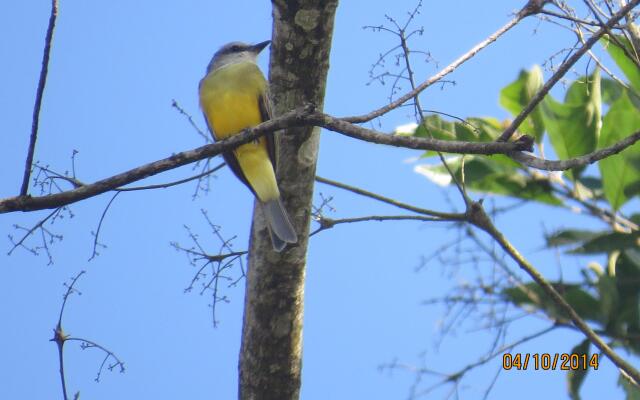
[88,192,120,261]
[315,175,464,219]
[413,325,556,398]
[66,338,125,381]
[171,99,210,142]
[52,271,86,400]
[551,176,639,231]
[173,210,247,327]
[116,163,225,191]
[7,207,61,256]
[344,3,531,123]
[540,9,621,28]
[310,214,451,236]
[395,13,471,207]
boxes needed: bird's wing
[259,88,277,169]
[200,111,258,198]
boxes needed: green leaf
[567,339,590,400]
[576,176,603,195]
[598,274,619,328]
[503,283,600,322]
[414,115,502,158]
[500,66,545,142]
[467,117,503,141]
[615,252,640,352]
[563,286,602,322]
[600,78,640,109]
[502,282,564,318]
[570,231,640,254]
[414,114,457,140]
[603,35,640,92]
[625,248,640,267]
[598,91,640,210]
[414,156,562,205]
[541,69,602,179]
[546,229,600,247]
[601,77,625,104]
[618,372,640,400]
[503,282,543,306]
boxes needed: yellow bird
[199,41,297,251]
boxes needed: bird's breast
[199,62,267,139]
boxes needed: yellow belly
[199,62,279,202]
[203,90,264,138]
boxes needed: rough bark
[238,1,338,400]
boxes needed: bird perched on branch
[199,40,298,252]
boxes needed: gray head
[206,40,271,73]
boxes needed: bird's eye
[230,45,241,52]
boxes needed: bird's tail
[262,198,298,252]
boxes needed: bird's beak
[252,40,271,54]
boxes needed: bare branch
[52,272,125,394]
[1,109,531,214]
[20,0,58,196]
[310,214,452,236]
[116,163,225,192]
[4,103,638,215]
[7,207,65,264]
[66,338,126,382]
[315,175,464,219]
[316,112,533,153]
[1,108,308,213]
[172,210,246,327]
[539,9,621,28]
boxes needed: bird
[199,40,298,252]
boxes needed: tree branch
[315,175,464,219]
[5,106,639,214]
[316,112,533,152]
[0,109,529,214]
[21,0,58,196]
[52,270,85,400]
[310,214,453,236]
[510,129,640,170]
[468,201,640,385]
[1,109,305,213]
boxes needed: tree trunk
[238,1,338,400]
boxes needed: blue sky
[0,1,633,399]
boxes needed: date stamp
[503,353,599,371]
